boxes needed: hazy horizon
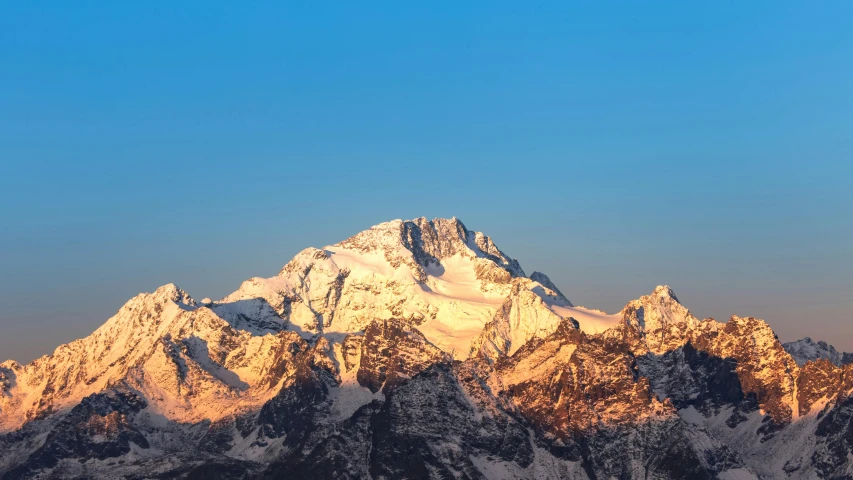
[2,2,852,363]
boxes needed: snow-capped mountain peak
[614,285,699,354]
[783,337,845,366]
[529,271,572,305]
[152,283,196,305]
[335,216,525,281]
[213,217,541,359]
[2,218,853,479]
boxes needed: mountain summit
[1,218,852,479]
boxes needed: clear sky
[1,1,852,363]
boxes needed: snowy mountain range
[1,217,852,479]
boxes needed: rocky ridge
[1,217,852,479]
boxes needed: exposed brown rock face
[498,324,669,437]
[691,316,800,424]
[605,290,802,427]
[797,359,842,417]
[353,319,449,393]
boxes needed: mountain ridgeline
[1,217,852,479]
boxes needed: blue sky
[1,1,852,362]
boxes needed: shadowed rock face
[3,219,853,479]
[492,323,741,479]
[610,307,800,428]
[3,390,148,480]
[257,338,337,441]
[696,316,799,426]
[639,342,756,415]
[812,375,853,479]
[261,363,536,479]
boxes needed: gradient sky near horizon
[1,2,852,363]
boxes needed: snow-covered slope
[0,217,572,432]
[1,217,852,480]
[0,284,302,433]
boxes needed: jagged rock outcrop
[497,321,663,434]
[494,320,741,478]
[610,285,700,355]
[351,318,450,393]
[811,365,853,478]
